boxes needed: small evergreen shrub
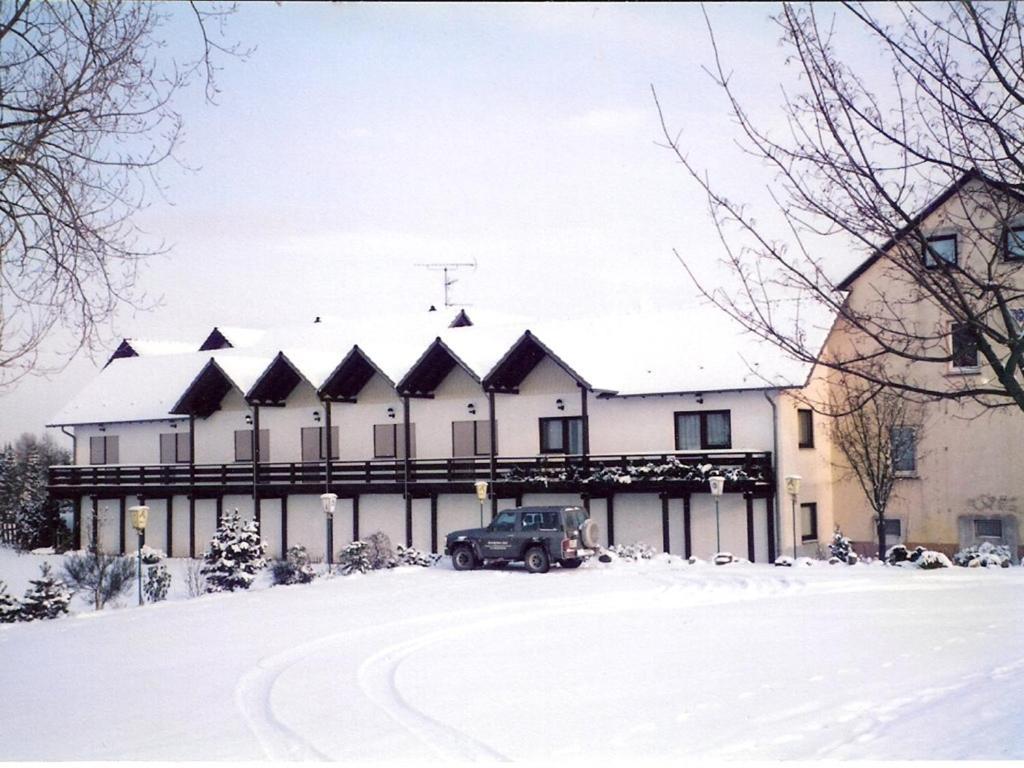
[954,541,1012,568]
[144,565,171,602]
[202,509,268,592]
[61,548,136,610]
[363,531,394,570]
[885,544,909,565]
[19,563,71,620]
[390,544,440,568]
[607,542,656,560]
[913,550,952,569]
[0,580,21,623]
[337,540,372,575]
[828,528,859,564]
[139,546,165,565]
[271,545,317,585]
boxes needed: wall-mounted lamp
[313,410,321,423]
[555,398,565,411]
[245,414,253,426]
[386,407,395,419]
[467,403,476,415]
[695,393,704,405]
[169,421,178,429]
[98,424,107,432]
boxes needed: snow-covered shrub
[202,509,267,593]
[363,531,394,570]
[144,565,171,602]
[774,556,794,567]
[271,545,317,585]
[912,550,952,569]
[390,544,440,568]
[337,540,372,575]
[885,544,910,565]
[184,558,207,598]
[607,542,655,560]
[0,580,21,623]
[19,563,70,620]
[686,555,706,565]
[713,552,736,566]
[828,529,859,564]
[139,546,165,565]
[61,548,136,610]
[954,541,1012,568]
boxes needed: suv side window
[523,511,560,531]
[491,511,518,532]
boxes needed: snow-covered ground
[2,547,1023,760]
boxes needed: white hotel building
[47,308,832,562]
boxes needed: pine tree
[15,448,49,550]
[19,563,71,621]
[0,446,17,537]
[201,509,267,592]
[0,580,21,623]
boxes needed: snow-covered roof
[121,338,197,356]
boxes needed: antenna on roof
[415,258,476,307]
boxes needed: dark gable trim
[245,352,312,406]
[170,358,239,418]
[481,331,591,392]
[396,337,480,396]
[837,170,1024,291]
[104,339,139,368]
[449,309,473,328]
[318,345,393,402]
[198,327,233,351]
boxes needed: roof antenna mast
[415,259,477,307]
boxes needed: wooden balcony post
[580,384,590,475]
[488,389,497,511]
[90,495,99,551]
[430,494,438,554]
[352,494,360,542]
[281,495,289,555]
[119,496,126,554]
[252,405,261,532]
[324,399,333,493]
[188,494,196,559]
[766,494,777,562]
[167,495,174,558]
[745,493,755,563]
[683,494,692,559]
[606,494,615,546]
[660,493,670,554]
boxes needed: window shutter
[301,427,320,462]
[90,436,106,465]
[329,426,339,459]
[160,434,176,464]
[105,436,119,464]
[452,421,475,457]
[374,424,395,458]
[258,429,270,461]
[177,433,191,463]
[475,419,494,455]
[234,430,252,462]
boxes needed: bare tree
[828,374,925,560]
[0,1,246,388]
[655,2,1024,413]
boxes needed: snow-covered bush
[713,552,736,566]
[337,540,372,575]
[390,544,440,568]
[61,548,136,610]
[607,542,655,560]
[139,546,165,565]
[912,549,952,569]
[363,531,394,570]
[271,545,317,585]
[885,544,910,565]
[774,556,794,567]
[201,509,267,592]
[19,563,70,620]
[0,580,21,623]
[954,541,1012,568]
[184,559,207,598]
[144,565,171,602]
[828,529,859,564]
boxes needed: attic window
[923,234,957,268]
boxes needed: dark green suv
[445,506,600,573]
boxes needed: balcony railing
[48,450,773,493]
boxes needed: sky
[0,2,873,446]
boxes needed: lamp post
[320,493,338,570]
[708,475,725,553]
[785,475,802,560]
[474,480,488,527]
[128,505,149,606]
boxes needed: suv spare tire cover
[579,519,600,548]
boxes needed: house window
[882,518,902,541]
[674,410,732,450]
[89,435,119,465]
[1003,225,1024,261]
[373,423,416,459]
[452,420,495,457]
[890,426,917,473]
[301,427,340,462]
[234,429,270,462]
[974,519,1003,539]
[797,409,814,448]
[800,502,818,542]
[159,433,191,463]
[539,417,583,454]
[950,323,979,369]
[923,234,957,268]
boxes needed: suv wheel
[560,558,583,569]
[524,546,550,574]
[452,546,477,571]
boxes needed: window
[301,427,340,462]
[882,518,902,541]
[159,433,190,463]
[1003,225,1024,261]
[521,510,560,532]
[950,323,979,369]
[452,420,495,457]
[800,502,818,542]
[373,423,416,459]
[890,426,917,473]
[234,429,270,462]
[974,519,1004,539]
[89,435,119,465]
[490,510,517,532]
[923,234,957,268]
[539,417,583,454]
[674,410,732,450]
[797,409,814,449]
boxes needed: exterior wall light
[555,398,565,411]
[245,414,253,426]
[386,407,395,419]
[313,410,321,423]
[98,424,107,432]
[468,403,476,415]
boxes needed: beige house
[815,171,1024,559]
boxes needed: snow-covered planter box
[500,459,765,488]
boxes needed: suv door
[480,510,519,559]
